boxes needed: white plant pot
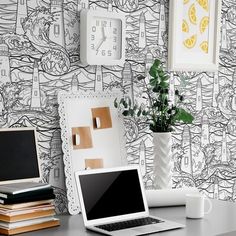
[153,132,172,189]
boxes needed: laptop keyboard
[96,217,164,232]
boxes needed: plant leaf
[120,98,125,105]
[149,59,161,78]
[114,98,118,108]
[129,109,134,116]
[159,81,168,89]
[173,108,194,123]
[137,108,142,117]
[122,110,129,116]
[149,78,157,87]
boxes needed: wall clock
[80,9,126,66]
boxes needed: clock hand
[95,27,107,51]
[102,26,106,38]
[95,37,106,51]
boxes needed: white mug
[186,193,212,219]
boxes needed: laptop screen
[0,128,40,183]
[78,169,145,220]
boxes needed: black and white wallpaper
[0,0,236,213]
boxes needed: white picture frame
[58,92,127,215]
[168,0,222,72]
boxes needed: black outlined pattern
[0,0,235,213]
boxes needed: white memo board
[58,92,127,215]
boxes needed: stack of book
[0,183,59,235]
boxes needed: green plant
[114,59,194,132]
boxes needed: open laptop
[0,127,49,189]
[75,166,184,236]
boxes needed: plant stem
[143,78,157,125]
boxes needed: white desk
[18,200,236,236]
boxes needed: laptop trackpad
[133,225,162,235]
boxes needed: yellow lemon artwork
[200,41,208,53]
[183,35,197,49]
[200,16,209,34]
[196,0,209,12]
[183,0,189,4]
[182,19,189,33]
[189,4,197,25]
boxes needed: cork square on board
[72,127,93,149]
[91,107,112,129]
[85,158,104,169]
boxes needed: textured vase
[153,132,172,189]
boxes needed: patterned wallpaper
[0,0,235,213]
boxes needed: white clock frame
[80,9,126,66]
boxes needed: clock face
[89,17,122,60]
[80,9,125,65]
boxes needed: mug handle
[204,197,212,215]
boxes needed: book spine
[0,184,51,195]
[12,185,51,195]
[0,189,54,200]
[0,200,53,210]
[0,194,55,205]
[0,209,55,223]
[0,194,7,199]
[0,219,60,235]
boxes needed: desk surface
[18,199,236,236]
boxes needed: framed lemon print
[168,0,222,72]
